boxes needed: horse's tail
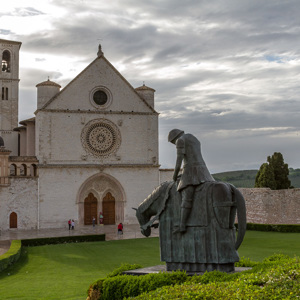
[231,186,247,250]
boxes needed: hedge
[235,223,300,233]
[87,254,299,300]
[21,234,105,247]
[132,254,300,299]
[0,240,22,272]
[87,264,188,300]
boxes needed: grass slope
[0,231,299,299]
[213,170,258,188]
[212,168,300,188]
[0,238,161,300]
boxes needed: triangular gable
[40,54,157,114]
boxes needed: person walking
[68,219,71,230]
[92,217,96,228]
[71,219,75,230]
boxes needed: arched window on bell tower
[2,50,11,73]
[1,87,8,100]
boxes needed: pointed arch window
[2,50,11,73]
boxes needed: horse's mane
[138,181,172,214]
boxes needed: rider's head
[168,129,184,144]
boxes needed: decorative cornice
[9,156,39,163]
[38,163,160,169]
[0,78,20,82]
[36,109,159,116]
[0,38,22,48]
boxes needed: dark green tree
[255,162,276,189]
[267,152,291,189]
[255,152,291,190]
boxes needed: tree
[255,152,291,190]
[255,162,276,189]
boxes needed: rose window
[81,119,121,157]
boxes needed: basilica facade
[0,38,170,230]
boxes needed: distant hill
[212,168,300,188]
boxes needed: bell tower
[0,38,22,155]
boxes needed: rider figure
[168,129,215,233]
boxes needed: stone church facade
[1,38,299,231]
[0,39,161,230]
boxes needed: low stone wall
[239,188,300,225]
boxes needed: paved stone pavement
[0,240,11,256]
[0,224,159,255]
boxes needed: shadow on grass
[19,238,162,273]
[0,248,29,279]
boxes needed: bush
[87,264,187,300]
[235,256,259,267]
[131,256,300,299]
[235,223,300,233]
[0,240,22,272]
[102,271,187,300]
[21,234,105,247]
[87,255,300,300]
[107,263,143,278]
[262,253,291,263]
[87,263,143,300]
[247,223,300,233]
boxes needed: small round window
[93,90,108,106]
[90,86,112,109]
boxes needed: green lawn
[0,231,299,300]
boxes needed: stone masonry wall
[239,188,300,224]
[0,177,38,230]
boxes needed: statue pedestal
[166,262,235,273]
[123,265,251,276]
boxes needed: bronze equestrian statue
[135,130,246,273]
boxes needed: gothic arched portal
[77,173,125,226]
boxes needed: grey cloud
[20,68,63,87]
[35,58,46,62]
[7,0,300,171]
[14,7,45,17]
[0,29,12,35]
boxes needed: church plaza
[0,223,159,256]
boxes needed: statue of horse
[135,180,246,273]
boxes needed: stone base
[123,265,251,276]
[167,262,234,273]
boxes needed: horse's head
[134,206,152,237]
[134,181,174,237]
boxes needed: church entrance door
[10,212,17,228]
[84,193,98,225]
[103,192,115,225]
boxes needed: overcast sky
[1,0,300,173]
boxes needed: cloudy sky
[1,0,300,173]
